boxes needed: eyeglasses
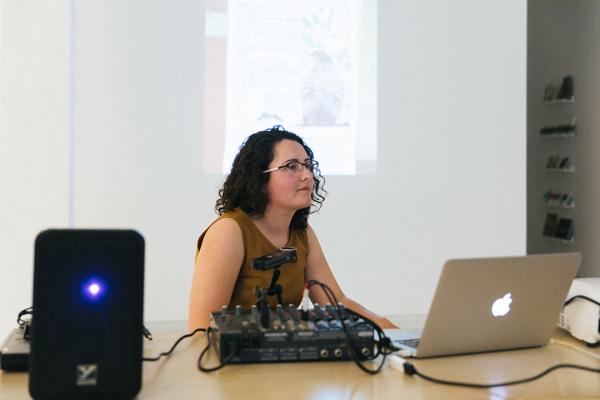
[262,160,319,175]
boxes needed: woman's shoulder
[219,208,253,223]
[196,211,246,253]
[290,223,310,248]
[208,216,242,234]
[303,224,319,247]
[205,208,251,230]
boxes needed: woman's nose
[300,166,313,179]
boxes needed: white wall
[0,0,71,340]
[0,0,526,339]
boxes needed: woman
[188,126,395,330]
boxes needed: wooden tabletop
[1,323,599,399]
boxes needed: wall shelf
[545,202,575,209]
[543,236,575,244]
[539,130,576,138]
[543,98,575,104]
[537,76,577,254]
[545,167,575,173]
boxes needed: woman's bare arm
[188,218,244,331]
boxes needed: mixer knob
[316,320,329,330]
[288,305,299,320]
[286,319,296,331]
[329,320,342,330]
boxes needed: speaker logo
[76,364,98,386]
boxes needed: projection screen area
[203,0,377,175]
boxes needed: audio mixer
[210,303,375,363]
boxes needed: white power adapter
[559,278,600,346]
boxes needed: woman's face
[265,139,314,212]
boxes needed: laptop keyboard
[396,338,420,349]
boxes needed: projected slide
[204,0,377,175]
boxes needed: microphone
[252,247,297,271]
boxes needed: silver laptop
[386,253,581,358]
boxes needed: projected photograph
[203,0,377,175]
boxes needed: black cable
[16,306,33,339]
[197,327,233,372]
[564,295,600,307]
[17,304,210,365]
[402,361,600,388]
[17,306,33,326]
[306,279,398,374]
[142,328,205,362]
[344,310,399,358]
[142,326,153,340]
[16,306,154,341]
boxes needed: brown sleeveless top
[196,208,307,309]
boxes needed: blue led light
[82,279,106,301]
[88,283,101,296]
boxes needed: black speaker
[29,229,144,400]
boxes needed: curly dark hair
[215,126,326,230]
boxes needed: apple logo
[491,293,512,317]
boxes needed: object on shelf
[543,213,559,237]
[539,125,576,137]
[540,116,577,137]
[544,190,575,208]
[558,156,572,170]
[558,76,574,100]
[546,155,560,169]
[543,213,574,241]
[555,217,574,241]
[543,75,575,102]
[545,156,574,172]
